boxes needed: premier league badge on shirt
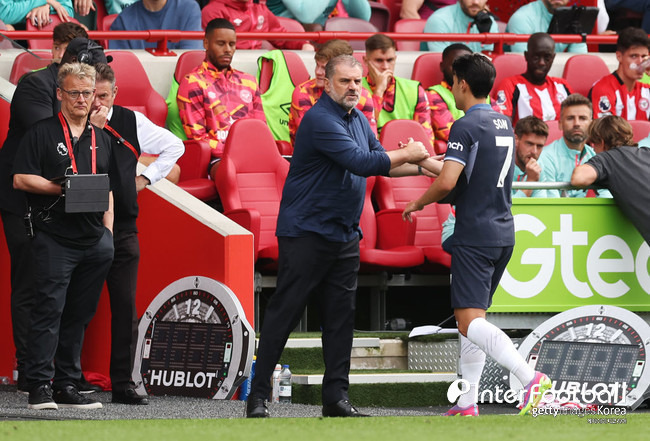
[598,96,612,113]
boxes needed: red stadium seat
[9,51,51,85]
[393,19,426,51]
[411,52,443,90]
[106,51,168,127]
[0,98,10,147]
[562,54,610,97]
[173,50,205,84]
[491,53,526,100]
[176,140,218,202]
[352,51,369,77]
[214,119,290,265]
[324,17,379,50]
[368,1,391,32]
[378,0,402,32]
[629,120,650,143]
[359,176,425,272]
[258,50,309,94]
[375,119,452,271]
[99,13,118,48]
[276,16,305,33]
[544,120,563,144]
[25,16,82,49]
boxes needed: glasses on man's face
[60,88,95,100]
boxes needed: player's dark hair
[442,43,472,59]
[617,27,650,52]
[316,39,353,63]
[515,116,549,139]
[560,93,592,114]
[205,18,236,37]
[365,34,396,52]
[587,115,637,150]
[452,53,495,98]
[53,22,88,44]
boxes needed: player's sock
[466,317,535,387]
[456,334,486,408]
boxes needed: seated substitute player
[572,115,650,244]
[402,53,552,417]
[493,33,572,125]
[289,39,376,147]
[589,27,650,121]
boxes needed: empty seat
[276,16,305,33]
[368,1,391,32]
[544,120,563,143]
[375,119,452,271]
[99,13,118,48]
[378,0,402,31]
[411,52,443,90]
[176,140,218,202]
[491,53,526,100]
[214,119,290,265]
[562,54,611,97]
[324,17,379,50]
[106,51,168,127]
[629,120,650,143]
[9,51,51,85]
[393,19,426,51]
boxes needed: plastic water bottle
[239,355,255,401]
[279,365,292,404]
[271,364,281,403]
[631,58,650,74]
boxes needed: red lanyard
[104,123,139,159]
[575,148,587,168]
[58,112,96,174]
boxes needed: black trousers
[25,229,114,389]
[105,230,140,391]
[250,234,359,406]
[0,210,36,375]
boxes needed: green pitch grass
[2,414,648,441]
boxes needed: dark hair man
[403,53,551,417]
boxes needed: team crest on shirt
[496,90,506,107]
[639,98,649,111]
[233,19,243,26]
[56,142,68,156]
[598,96,611,113]
[240,89,253,104]
[256,15,265,30]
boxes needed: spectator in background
[589,27,650,121]
[362,34,434,146]
[0,0,73,28]
[265,0,371,31]
[536,94,610,198]
[289,39,376,147]
[176,18,265,179]
[427,43,472,153]
[493,33,572,125]
[400,0,455,20]
[109,0,203,49]
[51,21,87,63]
[605,0,650,35]
[104,0,139,14]
[423,0,498,53]
[201,0,314,50]
[507,0,587,54]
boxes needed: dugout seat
[411,53,443,90]
[393,19,426,51]
[374,119,452,272]
[214,119,289,265]
[176,140,218,202]
[544,120,563,144]
[562,54,611,97]
[106,51,168,127]
[9,51,51,85]
[629,120,650,143]
[491,53,526,101]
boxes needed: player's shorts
[450,245,514,310]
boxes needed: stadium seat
[359,176,425,272]
[411,52,443,90]
[173,50,205,83]
[629,120,650,143]
[106,51,168,127]
[9,51,51,85]
[374,119,452,271]
[491,53,526,100]
[324,17,379,50]
[352,51,369,77]
[276,16,305,33]
[393,19,426,51]
[562,54,610,97]
[368,1,391,32]
[99,13,118,48]
[176,140,218,202]
[545,119,563,143]
[214,119,290,265]
[0,98,10,147]
[25,16,82,49]
[378,0,402,32]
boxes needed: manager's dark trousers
[0,210,35,376]
[105,230,140,391]
[250,234,360,406]
[25,229,114,389]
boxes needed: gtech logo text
[500,213,650,299]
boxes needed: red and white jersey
[589,72,650,120]
[493,75,572,124]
